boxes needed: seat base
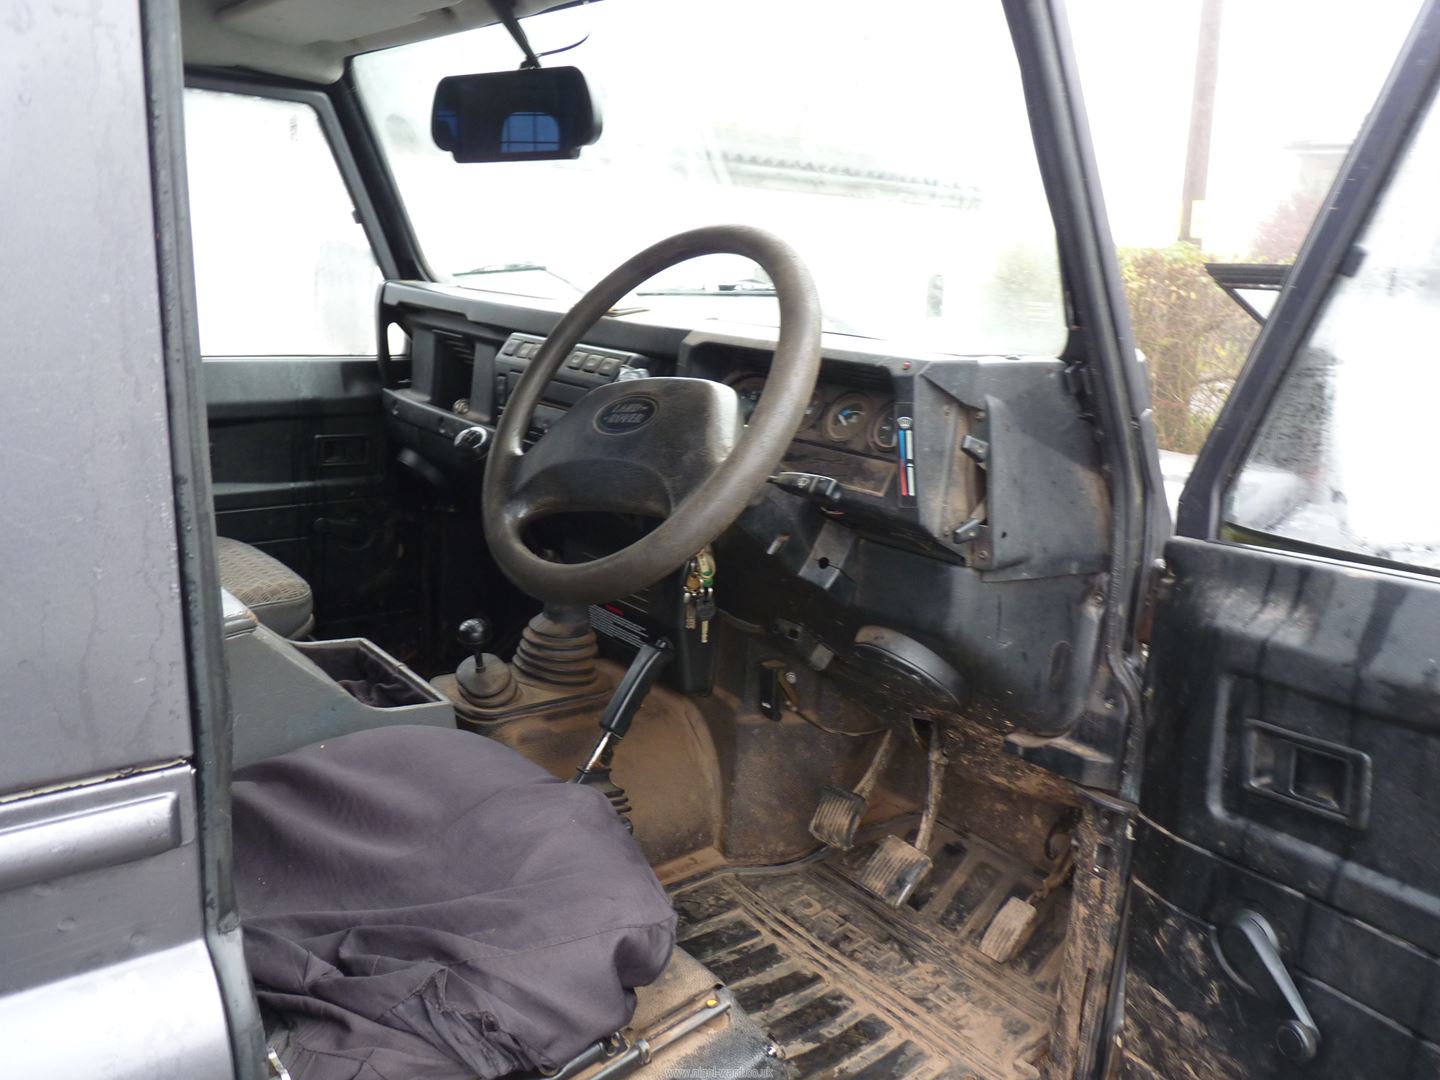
[610,949,786,1080]
[234,725,676,1080]
[215,536,313,638]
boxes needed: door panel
[205,356,416,645]
[1145,541,1440,950]
[0,768,234,1079]
[1124,539,1440,1077]
[1123,879,1440,1080]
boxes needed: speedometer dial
[824,393,869,442]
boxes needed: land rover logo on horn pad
[595,396,658,433]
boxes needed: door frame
[144,3,270,1077]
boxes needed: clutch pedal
[809,786,869,850]
[808,732,895,850]
[856,719,947,908]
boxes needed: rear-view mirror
[431,67,601,163]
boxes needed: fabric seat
[216,536,314,637]
[232,724,677,1080]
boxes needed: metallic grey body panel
[1,941,231,1079]
[0,768,195,993]
[0,1,237,1075]
[0,767,231,1077]
[0,786,181,895]
[0,0,193,796]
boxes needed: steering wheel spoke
[483,226,821,604]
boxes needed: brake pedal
[856,719,947,907]
[808,732,895,850]
[857,834,934,907]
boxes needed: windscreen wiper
[454,261,572,283]
[636,280,777,297]
[453,262,648,317]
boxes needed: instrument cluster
[726,375,897,458]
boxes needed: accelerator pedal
[979,843,1075,963]
[979,897,1042,964]
[808,731,895,850]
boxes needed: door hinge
[1135,558,1171,647]
[1062,359,1098,420]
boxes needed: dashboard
[375,279,1114,738]
[412,323,927,536]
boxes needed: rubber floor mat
[671,827,1068,1079]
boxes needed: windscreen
[354,0,1066,356]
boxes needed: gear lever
[455,617,518,707]
[572,639,672,829]
[458,617,492,665]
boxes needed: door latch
[1218,909,1321,1064]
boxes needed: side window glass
[1224,88,1440,572]
[184,89,380,357]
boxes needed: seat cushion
[232,725,676,1080]
[216,536,314,638]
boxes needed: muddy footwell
[671,825,1068,1079]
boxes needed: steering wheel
[482,225,822,605]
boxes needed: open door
[1120,5,1440,1077]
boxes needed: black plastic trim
[1175,0,1440,540]
[1204,262,1289,324]
[1001,0,1163,794]
[333,65,432,281]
